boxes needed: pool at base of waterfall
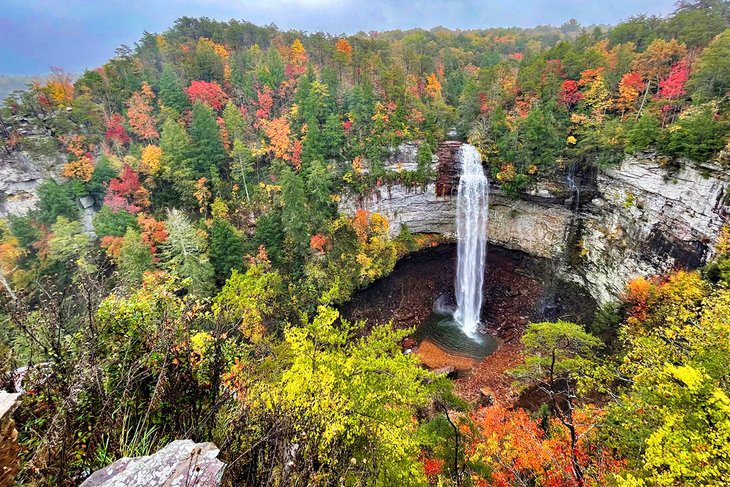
[413,310,498,360]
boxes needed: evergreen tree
[36,180,78,225]
[158,64,189,112]
[254,211,285,266]
[280,166,310,257]
[222,100,246,143]
[209,218,245,284]
[161,209,214,296]
[189,101,227,176]
[306,159,333,231]
[116,228,153,287]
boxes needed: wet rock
[80,440,225,487]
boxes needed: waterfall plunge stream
[454,144,489,336]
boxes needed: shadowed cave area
[342,243,596,380]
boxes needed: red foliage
[105,113,131,146]
[559,80,584,106]
[422,458,444,477]
[657,60,689,100]
[186,80,228,111]
[104,164,150,213]
[255,87,274,123]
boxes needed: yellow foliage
[140,145,162,176]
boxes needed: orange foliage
[309,234,328,253]
[100,235,125,258]
[127,82,158,140]
[425,73,442,99]
[353,209,371,243]
[263,117,293,163]
[137,213,168,256]
[335,38,353,62]
[467,405,624,487]
[622,276,655,322]
[62,155,95,182]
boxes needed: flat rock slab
[80,440,225,487]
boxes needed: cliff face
[578,156,729,302]
[340,143,730,303]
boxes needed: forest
[1,0,729,485]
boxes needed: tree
[126,82,158,140]
[160,209,214,296]
[688,28,730,98]
[48,216,90,262]
[280,166,310,257]
[241,305,440,485]
[626,112,661,152]
[212,259,283,342]
[209,218,245,283]
[115,228,153,286]
[37,180,78,225]
[92,205,138,238]
[158,64,189,112]
[512,321,602,484]
[186,80,228,111]
[221,101,246,144]
[189,101,227,176]
[105,113,131,147]
[104,164,150,213]
[606,272,730,486]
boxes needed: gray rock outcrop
[80,440,226,487]
[339,146,729,303]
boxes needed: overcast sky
[1,0,676,75]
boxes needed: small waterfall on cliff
[454,144,489,336]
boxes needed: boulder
[80,440,225,487]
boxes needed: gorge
[340,141,730,305]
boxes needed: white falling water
[454,144,489,336]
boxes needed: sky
[0,0,676,76]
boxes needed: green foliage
[663,104,729,162]
[115,228,153,287]
[626,112,661,153]
[689,28,730,99]
[37,180,78,225]
[189,101,227,176]
[209,218,245,283]
[92,206,138,238]
[158,64,189,112]
[248,306,443,485]
[160,209,214,296]
[213,262,283,342]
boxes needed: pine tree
[189,101,227,176]
[158,64,189,112]
[209,218,245,284]
[280,166,311,256]
[161,209,214,296]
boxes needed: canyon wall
[340,143,730,303]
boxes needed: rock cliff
[340,143,729,303]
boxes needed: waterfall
[454,144,489,336]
